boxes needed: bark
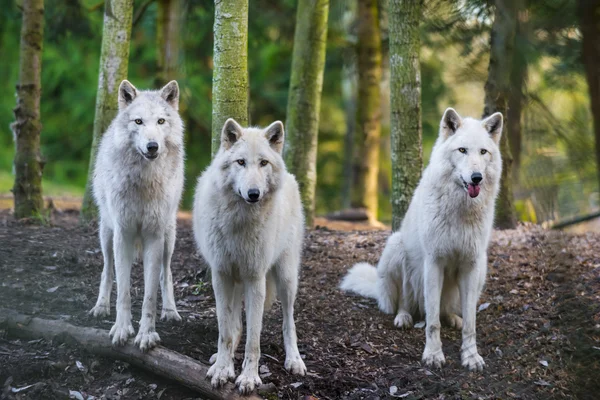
[211,0,249,156]
[12,0,45,220]
[579,0,600,194]
[389,0,422,231]
[0,309,261,400]
[283,0,329,227]
[483,0,520,230]
[81,0,134,223]
[351,0,382,222]
[156,0,182,86]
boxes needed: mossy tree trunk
[483,0,519,230]
[351,0,382,222]
[389,0,422,231]
[156,0,182,86]
[211,0,249,156]
[12,0,45,220]
[284,0,329,227]
[81,0,134,223]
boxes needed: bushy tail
[339,262,379,300]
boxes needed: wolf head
[215,118,285,204]
[113,80,183,161]
[432,108,503,199]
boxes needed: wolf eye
[480,149,487,155]
[158,118,165,125]
[260,160,269,167]
[237,159,245,166]
[134,119,143,125]
[458,147,467,153]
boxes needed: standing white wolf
[89,80,184,351]
[193,119,306,394]
[341,108,504,371]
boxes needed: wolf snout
[471,172,482,184]
[247,189,260,202]
[147,141,159,154]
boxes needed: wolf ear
[264,121,285,153]
[160,80,179,111]
[221,118,244,150]
[482,112,503,144]
[440,108,462,139]
[118,80,137,110]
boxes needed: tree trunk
[12,0,45,220]
[283,0,329,227]
[579,0,600,195]
[341,61,357,210]
[351,0,382,222]
[156,0,182,86]
[389,0,422,231]
[483,0,519,230]
[81,0,134,223]
[211,0,249,156]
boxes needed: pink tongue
[468,184,480,198]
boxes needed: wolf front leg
[236,277,266,394]
[109,228,135,346]
[134,232,164,351]
[160,222,182,322]
[90,220,114,317]
[458,256,486,371]
[422,257,446,368]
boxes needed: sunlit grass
[0,169,84,198]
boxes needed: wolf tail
[340,262,379,300]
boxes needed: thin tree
[156,0,182,86]
[483,0,520,229]
[351,0,382,222]
[389,0,422,231]
[211,0,249,156]
[12,0,45,219]
[81,0,134,222]
[579,0,600,193]
[284,0,329,227]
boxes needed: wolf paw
[89,303,110,318]
[236,371,262,395]
[394,311,413,329]
[285,354,307,375]
[209,353,218,364]
[160,309,182,322]
[446,313,463,330]
[422,347,446,369]
[109,321,134,346]
[462,352,485,371]
[134,329,161,352]
[207,361,235,388]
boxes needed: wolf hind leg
[90,220,114,317]
[441,277,462,330]
[375,240,404,315]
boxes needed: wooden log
[0,309,261,400]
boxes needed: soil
[1,209,599,400]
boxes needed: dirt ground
[1,209,600,400]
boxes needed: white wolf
[192,119,306,394]
[89,80,184,351]
[341,108,504,371]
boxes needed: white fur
[341,108,504,371]
[193,119,307,394]
[89,80,184,352]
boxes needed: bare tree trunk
[351,0,382,222]
[483,0,519,230]
[156,0,182,86]
[389,0,422,231]
[211,0,249,156]
[579,0,600,195]
[81,0,134,223]
[341,62,357,210]
[12,0,45,220]
[284,0,329,227]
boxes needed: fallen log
[0,309,261,400]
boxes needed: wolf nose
[248,189,260,201]
[146,142,159,154]
[471,172,483,184]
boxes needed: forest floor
[1,209,600,399]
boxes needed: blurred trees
[12,0,45,219]
[284,0,330,227]
[81,0,134,223]
[156,0,182,86]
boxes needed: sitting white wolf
[341,108,504,371]
[90,80,184,351]
[193,119,306,394]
